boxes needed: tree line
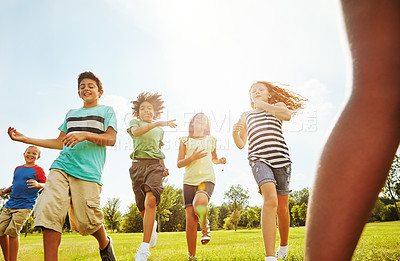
[1,155,399,234]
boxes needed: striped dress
[246,110,291,168]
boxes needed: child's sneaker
[265,257,278,261]
[99,236,117,261]
[149,220,158,248]
[188,253,197,260]
[275,244,289,260]
[135,243,150,261]
[200,219,211,245]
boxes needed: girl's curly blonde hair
[131,92,165,120]
[250,81,307,113]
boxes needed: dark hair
[188,112,210,138]
[78,72,103,91]
[131,92,165,120]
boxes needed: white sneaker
[275,244,289,260]
[149,220,158,248]
[134,247,150,261]
[265,257,277,261]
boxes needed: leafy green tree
[380,204,398,221]
[246,208,258,228]
[288,197,296,227]
[121,203,143,233]
[156,184,179,232]
[102,197,122,232]
[299,202,308,225]
[291,205,300,226]
[291,203,307,226]
[217,204,231,229]
[383,155,400,220]
[161,188,185,232]
[223,217,234,230]
[230,209,241,231]
[208,203,219,231]
[369,199,385,222]
[238,209,248,227]
[224,185,249,212]
[289,188,310,206]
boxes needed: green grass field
[14,221,400,261]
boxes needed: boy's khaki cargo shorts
[0,208,32,237]
[34,169,103,236]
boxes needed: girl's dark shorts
[183,182,215,208]
[129,159,164,212]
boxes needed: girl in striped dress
[232,81,306,261]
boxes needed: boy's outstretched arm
[305,1,400,260]
[0,185,13,196]
[130,119,176,137]
[61,126,117,148]
[8,127,65,150]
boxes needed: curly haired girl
[232,81,306,261]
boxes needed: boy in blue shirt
[0,145,46,261]
[7,71,118,261]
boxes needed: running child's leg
[8,236,19,261]
[91,225,109,250]
[142,191,157,243]
[0,235,9,261]
[43,228,61,261]
[193,192,209,227]
[185,206,198,257]
[277,195,289,247]
[260,182,278,257]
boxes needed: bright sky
[0,0,350,211]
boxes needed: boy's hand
[62,132,89,148]
[162,168,170,177]
[7,127,27,142]
[219,157,227,164]
[158,119,177,128]
[0,190,4,197]
[190,147,208,161]
[27,179,41,188]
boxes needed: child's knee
[145,192,157,209]
[277,204,289,215]
[263,196,278,210]
[194,192,209,206]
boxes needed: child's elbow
[108,136,117,146]
[283,113,291,121]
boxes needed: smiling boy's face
[78,78,103,107]
[24,147,40,166]
[139,101,155,123]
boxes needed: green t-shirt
[50,105,118,185]
[127,119,165,160]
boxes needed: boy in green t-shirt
[7,72,118,261]
[127,92,176,261]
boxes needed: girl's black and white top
[246,110,291,168]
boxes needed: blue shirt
[6,165,46,210]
